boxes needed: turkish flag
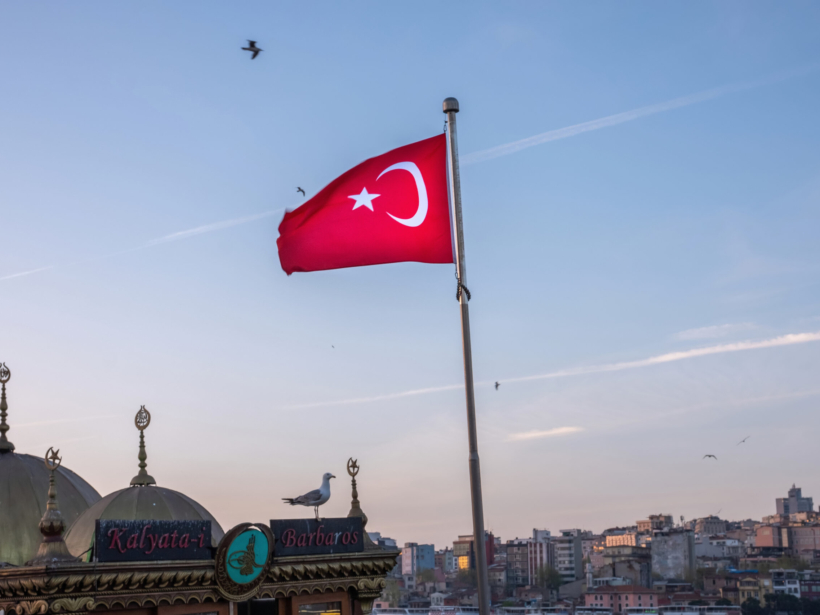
[277,135,454,275]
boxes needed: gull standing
[283,472,335,520]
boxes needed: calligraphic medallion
[215,523,274,600]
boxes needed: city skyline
[1,2,819,550]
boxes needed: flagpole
[443,97,491,615]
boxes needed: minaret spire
[27,447,76,564]
[130,406,156,486]
[346,457,376,549]
[0,363,14,453]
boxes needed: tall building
[651,529,695,581]
[453,532,495,570]
[528,529,552,584]
[777,485,814,516]
[554,529,586,583]
[435,547,455,572]
[506,538,529,587]
[402,542,435,577]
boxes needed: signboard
[270,517,363,557]
[215,523,274,601]
[95,520,212,562]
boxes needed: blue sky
[1,2,819,548]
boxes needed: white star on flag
[348,188,380,211]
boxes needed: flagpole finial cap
[443,98,459,113]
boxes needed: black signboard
[270,517,363,557]
[95,519,212,562]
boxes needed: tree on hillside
[383,579,401,608]
[535,565,563,592]
[741,597,763,615]
[417,568,436,584]
[456,568,477,588]
[763,593,802,615]
[715,598,732,606]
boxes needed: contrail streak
[507,426,584,441]
[147,209,283,246]
[284,330,820,409]
[0,208,285,282]
[462,65,818,165]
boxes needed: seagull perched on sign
[242,40,262,59]
[703,454,717,460]
[283,472,335,521]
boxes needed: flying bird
[703,454,717,460]
[494,382,500,390]
[297,187,306,197]
[242,40,262,59]
[737,436,750,445]
[282,472,335,521]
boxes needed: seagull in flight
[703,454,718,460]
[242,40,263,59]
[283,472,335,521]
[297,187,306,197]
[494,382,500,390]
[737,436,750,445]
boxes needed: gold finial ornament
[0,363,14,453]
[346,457,376,548]
[130,405,156,487]
[45,446,62,471]
[27,447,76,564]
[135,405,151,430]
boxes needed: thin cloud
[507,426,584,441]
[0,266,54,282]
[284,383,464,410]
[674,323,755,341]
[147,209,283,246]
[288,330,820,409]
[15,415,119,428]
[462,65,818,165]
[1,208,286,282]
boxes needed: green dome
[65,485,225,559]
[0,452,101,566]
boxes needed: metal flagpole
[443,97,491,615]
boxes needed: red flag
[277,135,454,275]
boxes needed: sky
[1,1,819,549]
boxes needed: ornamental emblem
[215,523,274,601]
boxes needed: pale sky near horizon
[1,2,820,549]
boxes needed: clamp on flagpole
[443,97,490,615]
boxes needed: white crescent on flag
[377,161,428,227]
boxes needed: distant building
[637,515,673,534]
[695,516,727,536]
[529,529,552,585]
[554,529,587,583]
[606,534,638,547]
[584,584,657,613]
[506,538,529,587]
[402,542,435,577]
[777,485,814,516]
[651,529,695,581]
[488,563,507,601]
[368,532,398,548]
[435,547,455,573]
[453,532,494,570]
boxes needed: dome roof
[0,452,101,566]
[65,485,225,558]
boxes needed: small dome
[0,452,101,566]
[65,486,225,558]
